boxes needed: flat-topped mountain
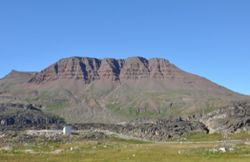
[0,56,249,123]
[29,57,222,90]
[29,57,187,83]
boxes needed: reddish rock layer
[29,57,191,83]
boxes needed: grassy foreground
[0,136,250,162]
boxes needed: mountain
[0,57,249,123]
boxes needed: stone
[218,147,226,153]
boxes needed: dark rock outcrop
[0,103,42,111]
[201,102,250,133]
[72,118,208,141]
[0,103,65,131]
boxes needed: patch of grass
[107,102,185,120]
[184,132,225,141]
[109,136,151,144]
[228,132,250,140]
[45,101,68,113]
[1,139,250,162]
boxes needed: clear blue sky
[0,0,249,95]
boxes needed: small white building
[63,126,72,135]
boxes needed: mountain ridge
[29,56,176,83]
[28,56,228,90]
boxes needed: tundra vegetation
[0,132,250,162]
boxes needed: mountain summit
[29,57,182,83]
[0,56,248,123]
[30,57,222,90]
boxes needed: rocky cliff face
[0,103,65,131]
[201,102,250,133]
[29,57,189,83]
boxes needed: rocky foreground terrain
[0,103,207,140]
[0,101,249,141]
[0,103,65,131]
